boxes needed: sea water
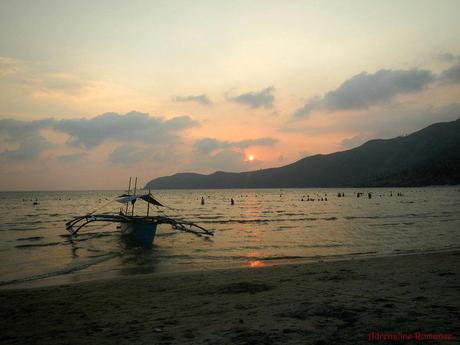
[0,187,459,288]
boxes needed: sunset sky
[1,0,460,190]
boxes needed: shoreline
[1,249,458,344]
[2,246,459,291]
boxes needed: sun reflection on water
[248,260,266,268]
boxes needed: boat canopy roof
[116,193,164,207]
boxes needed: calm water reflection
[0,187,459,287]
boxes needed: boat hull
[120,221,157,245]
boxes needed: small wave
[240,245,266,250]
[0,252,120,287]
[59,230,117,239]
[185,254,307,262]
[12,219,43,225]
[197,218,271,224]
[196,215,225,220]
[0,223,40,231]
[154,254,195,260]
[369,223,401,227]
[197,216,340,224]
[16,236,44,241]
[274,225,297,231]
[343,213,431,220]
[156,232,178,237]
[298,243,345,248]
[347,251,378,256]
[394,249,417,254]
[15,241,62,249]
[260,255,306,261]
[69,232,116,243]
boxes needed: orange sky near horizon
[1,1,460,190]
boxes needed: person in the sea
[231,198,234,205]
[201,196,205,205]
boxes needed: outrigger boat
[66,178,213,246]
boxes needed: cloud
[332,103,460,152]
[0,135,53,161]
[172,94,212,105]
[438,62,460,84]
[0,57,19,77]
[293,69,435,117]
[438,52,460,63]
[194,137,277,154]
[292,96,322,118]
[108,144,149,165]
[193,138,221,155]
[355,103,460,139]
[208,150,246,172]
[298,151,310,159]
[0,112,199,164]
[162,115,199,131]
[341,134,374,149]
[194,150,248,172]
[108,143,177,166]
[236,137,278,148]
[281,102,460,148]
[189,136,276,172]
[57,153,87,163]
[0,118,55,160]
[0,118,55,140]
[22,72,105,102]
[34,73,87,93]
[229,87,274,108]
[54,111,198,148]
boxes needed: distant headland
[145,118,460,189]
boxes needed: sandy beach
[1,250,459,345]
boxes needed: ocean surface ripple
[0,187,459,288]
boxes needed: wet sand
[1,250,459,344]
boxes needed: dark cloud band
[229,87,274,108]
[194,137,277,155]
[0,112,198,161]
[294,68,434,117]
[172,94,212,105]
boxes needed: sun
[248,154,255,161]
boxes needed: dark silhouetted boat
[65,178,212,246]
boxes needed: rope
[88,198,118,215]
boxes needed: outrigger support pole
[125,177,132,214]
[66,214,214,238]
[147,187,151,216]
[132,177,137,216]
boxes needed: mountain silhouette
[145,119,460,189]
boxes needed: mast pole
[147,187,150,216]
[125,177,132,214]
[132,177,137,216]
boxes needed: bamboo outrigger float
[66,177,213,246]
